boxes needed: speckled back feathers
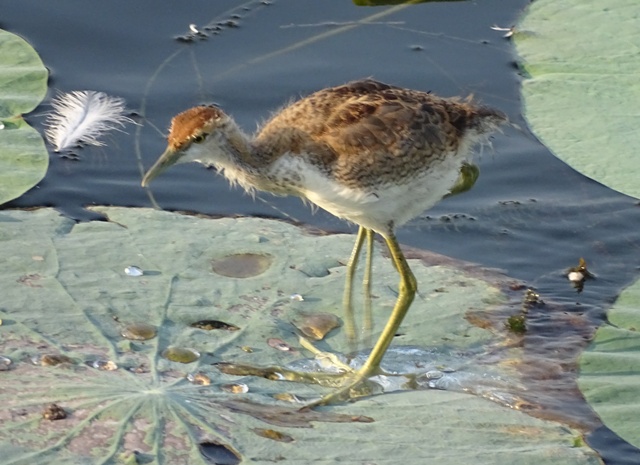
[253,79,506,188]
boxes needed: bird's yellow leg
[303,227,374,370]
[361,228,375,348]
[342,226,367,353]
[307,231,417,406]
[217,231,417,404]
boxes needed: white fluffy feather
[44,91,134,152]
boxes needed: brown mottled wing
[256,80,469,186]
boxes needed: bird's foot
[302,369,380,408]
[296,336,382,405]
[216,360,380,405]
[215,336,382,406]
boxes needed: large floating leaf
[0,28,48,206]
[0,207,599,464]
[515,0,640,199]
[353,0,465,5]
[579,277,640,449]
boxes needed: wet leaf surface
[0,207,601,464]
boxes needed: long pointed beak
[141,146,181,187]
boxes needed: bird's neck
[194,120,267,193]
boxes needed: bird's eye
[192,134,207,143]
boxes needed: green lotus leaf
[0,207,601,464]
[0,28,48,206]
[515,0,640,199]
[579,277,640,449]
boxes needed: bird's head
[141,106,234,187]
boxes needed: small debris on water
[42,403,67,421]
[34,354,75,366]
[175,34,195,43]
[566,258,594,292]
[221,383,249,394]
[91,360,118,371]
[190,320,240,331]
[252,428,294,443]
[121,322,157,341]
[273,392,303,403]
[267,338,294,351]
[162,347,200,363]
[0,355,11,371]
[523,288,543,309]
[568,271,584,282]
[187,372,211,385]
[130,363,149,374]
[124,265,144,277]
[292,312,340,341]
[491,24,515,38]
[506,315,527,334]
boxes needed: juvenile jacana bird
[142,79,506,405]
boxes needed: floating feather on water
[44,90,135,152]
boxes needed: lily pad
[578,277,640,449]
[0,207,599,464]
[515,0,640,199]
[0,28,48,206]
[353,0,464,5]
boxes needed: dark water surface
[4,1,640,463]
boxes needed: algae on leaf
[0,28,48,206]
[515,0,640,199]
[0,207,600,464]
